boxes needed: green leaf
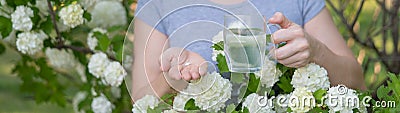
[0,43,5,55]
[242,106,250,113]
[40,17,54,35]
[313,89,327,104]
[0,16,12,38]
[277,75,293,93]
[160,93,176,106]
[308,107,327,113]
[377,85,390,100]
[184,98,200,110]
[30,7,41,28]
[94,32,110,52]
[216,53,229,73]
[112,35,125,62]
[211,41,224,51]
[6,0,30,7]
[226,104,236,113]
[71,41,88,64]
[247,73,260,93]
[83,11,91,21]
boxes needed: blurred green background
[0,0,398,112]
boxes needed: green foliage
[13,56,67,107]
[5,0,31,7]
[94,32,111,52]
[226,104,236,113]
[184,98,201,110]
[0,43,5,55]
[374,73,400,112]
[0,16,12,38]
[216,53,229,73]
[160,93,176,106]
[277,75,293,94]
[111,35,125,62]
[243,73,260,97]
[211,41,224,51]
[39,17,54,35]
[313,89,327,105]
[83,11,92,22]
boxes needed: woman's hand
[269,12,321,68]
[160,47,208,81]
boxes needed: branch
[327,0,389,71]
[351,0,365,28]
[375,0,392,14]
[46,0,63,45]
[55,45,117,61]
[46,0,118,62]
[56,44,94,54]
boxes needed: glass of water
[223,15,267,73]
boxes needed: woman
[132,0,366,101]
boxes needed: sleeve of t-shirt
[134,0,167,35]
[301,0,325,24]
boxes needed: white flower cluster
[325,85,359,113]
[16,30,48,55]
[254,58,282,88]
[291,63,330,92]
[162,109,179,113]
[45,48,77,69]
[274,94,291,113]
[59,4,84,28]
[91,94,114,113]
[88,1,126,28]
[11,6,33,31]
[73,92,87,113]
[87,28,108,51]
[88,52,127,87]
[88,52,109,78]
[289,87,315,113]
[173,72,232,112]
[242,93,275,113]
[132,95,160,113]
[103,62,126,87]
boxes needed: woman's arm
[269,8,366,90]
[132,19,172,101]
[304,8,366,90]
[132,19,207,101]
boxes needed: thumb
[268,12,296,29]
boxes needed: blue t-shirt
[135,0,325,63]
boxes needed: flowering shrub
[1,0,399,113]
[132,33,374,113]
[0,0,134,112]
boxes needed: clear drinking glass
[223,15,266,73]
[223,15,280,73]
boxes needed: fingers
[278,51,310,66]
[198,62,208,76]
[167,64,182,80]
[181,66,192,81]
[272,29,296,44]
[287,60,307,68]
[275,39,308,60]
[189,65,200,80]
[268,12,294,29]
